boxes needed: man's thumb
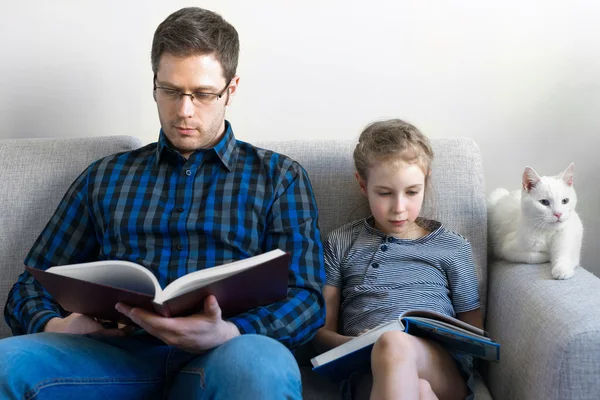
[204,295,221,317]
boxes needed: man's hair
[151,7,239,82]
[353,119,434,183]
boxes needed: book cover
[311,311,500,382]
[26,250,290,323]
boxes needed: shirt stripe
[324,216,480,336]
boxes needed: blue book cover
[311,310,500,382]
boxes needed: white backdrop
[1,0,598,274]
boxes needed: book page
[403,317,490,341]
[47,260,159,296]
[400,309,486,337]
[310,320,403,367]
[157,249,286,303]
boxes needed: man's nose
[176,94,195,118]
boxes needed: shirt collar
[155,120,238,171]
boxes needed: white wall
[1,0,598,275]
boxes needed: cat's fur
[487,163,583,279]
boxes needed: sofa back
[0,136,487,339]
[0,136,143,339]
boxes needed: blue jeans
[0,331,301,399]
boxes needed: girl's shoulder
[419,218,471,247]
[325,218,367,246]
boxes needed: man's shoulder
[235,140,305,177]
[86,143,157,174]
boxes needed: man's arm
[3,167,99,335]
[228,162,326,348]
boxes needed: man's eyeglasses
[153,75,231,106]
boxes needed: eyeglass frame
[153,74,231,105]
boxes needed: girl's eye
[378,192,391,197]
[406,191,419,196]
[539,199,550,206]
[562,198,569,204]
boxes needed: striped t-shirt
[324,216,480,336]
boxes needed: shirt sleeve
[3,166,100,335]
[323,232,343,288]
[228,162,326,349]
[446,241,481,314]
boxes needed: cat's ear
[522,166,541,191]
[560,162,575,187]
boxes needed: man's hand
[43,313,125,337]
[115,295,240,353]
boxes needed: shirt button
[176,207,184,213]
[371,262,379,268]
[175,244,183,251]
[387,237,394,243]
[185,169,192,176]
[380,244,388,252]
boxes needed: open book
[26,249,290,323]
[311,309,500,381]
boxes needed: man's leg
[0,332,171,400]
[167,334,302,400]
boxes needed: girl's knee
[418,379,437,400]
[372,331,417,364]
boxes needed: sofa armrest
[484,260,600,400]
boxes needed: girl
[313,119,482,400]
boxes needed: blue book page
[402,317,500,361]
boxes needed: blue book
[311,310,500,382]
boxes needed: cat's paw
[551,262,576,280]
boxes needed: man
[1,7,325,399]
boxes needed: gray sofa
[1,136,599,400]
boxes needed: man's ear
[225,75,240,106]
[355,172,368,196]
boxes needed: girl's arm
[456,307,483,329]
[312,285,354,353]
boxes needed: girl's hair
[353,119,434,184]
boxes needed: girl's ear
[355,172,368,196]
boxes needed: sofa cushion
[0,136,142,339]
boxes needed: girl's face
[357,160,427,238]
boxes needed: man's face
[154,53,239,158]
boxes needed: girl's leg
[418,379,439,400]
[369,331,467,400]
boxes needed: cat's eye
[539,199,550,206]
[562,198,569,204]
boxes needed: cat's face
[521,163,577,225]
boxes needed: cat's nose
[554,212,562,219]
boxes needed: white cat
[487,163,583,280]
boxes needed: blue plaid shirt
[4,121,325,348]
